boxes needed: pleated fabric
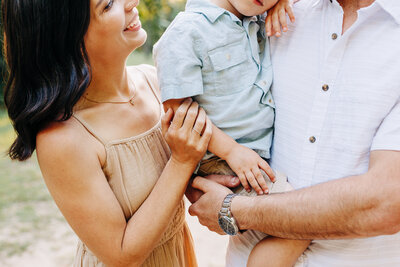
[72,67,197,267]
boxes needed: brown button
[309,136,316,143]
[332,33,338,40]
[322,84,329,91]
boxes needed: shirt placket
[299,1,346,186]
[244,18,261,69]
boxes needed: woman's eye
[104,0,114,11]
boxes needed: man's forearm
[232,170,400,239]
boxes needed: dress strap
[72,114,107,146]
[134,66,161,105]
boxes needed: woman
[2,0,212,266]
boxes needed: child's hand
[265,0,296,37]
[225,144,276,195]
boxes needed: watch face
[218,216,238,236]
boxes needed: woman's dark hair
[2,0,91,161]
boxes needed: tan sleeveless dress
[72,68,197,267]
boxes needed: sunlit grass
[0,109,15,152]
[0,109,55,257]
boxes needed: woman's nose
[125,0,138,12]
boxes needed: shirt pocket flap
[208,43,248,72]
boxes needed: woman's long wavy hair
[2,0,91,161]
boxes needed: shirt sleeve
[153,17,204,103]
[371,97,400,151]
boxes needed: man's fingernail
[231,177,237,184]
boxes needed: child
[154,0,310,266]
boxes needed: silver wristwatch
[218,193,240,235]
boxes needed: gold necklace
[83,82,136,106]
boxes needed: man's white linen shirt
[227,0,400,266]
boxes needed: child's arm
[265,0,299,37]
[164,98,276,195]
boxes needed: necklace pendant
[129,99,135,106]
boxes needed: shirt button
[322,84,329,91]
[309,136,316,143]
[331,33,338,40]
[226,54,231,60]
[268,99,272,103]
[262,80,267,86]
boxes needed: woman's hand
[162,98,212,167]
[265,0,296,37]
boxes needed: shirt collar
[375,0,400,25]
[327,0,400,25]
[185,0,241,23]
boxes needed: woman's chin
[128,29,147,51]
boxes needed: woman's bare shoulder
[36,117,100,168]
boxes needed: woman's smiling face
[84,0,147,62]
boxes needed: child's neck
[209,0,243,19]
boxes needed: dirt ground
[0,198,229,267]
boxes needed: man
[188,0,400,266]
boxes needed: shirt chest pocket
[206,42,252,96]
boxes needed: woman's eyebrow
[96,0,104,9]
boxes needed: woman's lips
[124,17,141,32]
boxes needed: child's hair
[2,0,92,161]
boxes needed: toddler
[154,0,310,266]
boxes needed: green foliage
[138,0,186,53]
[0,14,6,108]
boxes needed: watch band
[220,193,237,216]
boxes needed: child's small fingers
[245,171,263,195]
[238,173,251,192]
[253,169,269,194]
[278,9,288,32]
[259,160,276,182]
[272,12,281,37]
[265,15,272,36]
[286,5,295,23]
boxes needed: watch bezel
[218,214,239,236]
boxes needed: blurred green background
[0,1,189,265]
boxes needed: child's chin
[241,10,265,17]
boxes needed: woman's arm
[37,99,211,267]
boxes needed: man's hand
[185,174,239,203]
[188,176,234,234]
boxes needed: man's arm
[189,150,400,238]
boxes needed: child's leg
[247,237,310,267]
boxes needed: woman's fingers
[193,107,206,135]
[181,101,200,133]
[161,108,174,137]
[198,117,212,149]
[170,98,193,130]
